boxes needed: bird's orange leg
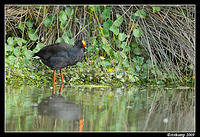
[79,119,84,132]
[59,83,64,94]
[60,69,64,83]
[52,70,56,94]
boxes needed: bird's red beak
[82,40,86,48]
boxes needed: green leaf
[135,10,147,18]
[116,72,123,79]
[120,52,127,59]
[61,21,67,30]
[33,42,43,53]
[134,47,142,55]
[103,28,109,37]
[123,60,130,68]
[8,55,16,64]
[130,41,138,48]
[15,37,26,46]
[7,37,16,46]
[133,28,142,38]
[102,60,111,69]
[103,19,113,30]
[109,25,119,35]
[137,56,144,64]
[152,6,161,13]
[68,38,74,45]
[101,6,112,20]
[18,23,24,32]
[113,14,123,27]
[13,47,20,57]
[28,29,38,41]
[132,14,139,20]
[136,65,140,71]
[124,46,131,52]
[118,33,127,41]
[129,75,139,82]
[64,30,72,37]
[26,19,34,28]
[59,11,67,22]
[56,37,65,43]
[24,48,32,59]
[120,42,127,49]
[65,7,73,17]
[6,44,13,52]
[43,15,54,27]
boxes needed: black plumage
[33,40,86,70]
[33,40,86,89]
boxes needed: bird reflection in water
[38,84,83,132]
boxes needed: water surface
[5,84,195,132]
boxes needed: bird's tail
[32,53,40,59]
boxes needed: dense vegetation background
[5,5,195,86]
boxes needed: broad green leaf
[24,48,32,59]
[134,47,142,55]
[15,37,26,46]
[43,15,54,27]
[123,60,130,68]
[102,60,110,68]
[65,7,73,17]
[113,14,123,27]
[6,45,13,52]
[136,65,140,71]
[120,52,127,59]
[109,25,119,35]
[101,6,112,20]
[133,28,142,38]
[8,55,16,64]
[135,10,147,18]
[13,48,20,56]
[116,72,123,79]
[33,42,43,53]
[59,11,67,22]
[28,29,38,41]
[64,30,72,37]
[55,37,65,43]
[18,23,24,32]
[103,19,113,30]
[152,6,161,13]
[124,46,131,52]
[68,38,74,45]
[26,19,34,28]
[137,56,144,64]
[103,28,109,37]
[120,42,127,49]
[129,75,139,82]
[61,21,67,30]
[7,37,16,46]
[131,41,138,48]
[118,33,127,41]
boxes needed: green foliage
[101,6,112,20]
[28,29,38,41]
[133,28,142,38]
[135,10,147,18]
[118,33,127,41]
[152,6,161,13]
[5,5,194,86]
[43,15,55,27]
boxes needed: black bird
[33,40,86,89]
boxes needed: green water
[5,85,195,132]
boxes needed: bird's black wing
[35,43,72,60]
